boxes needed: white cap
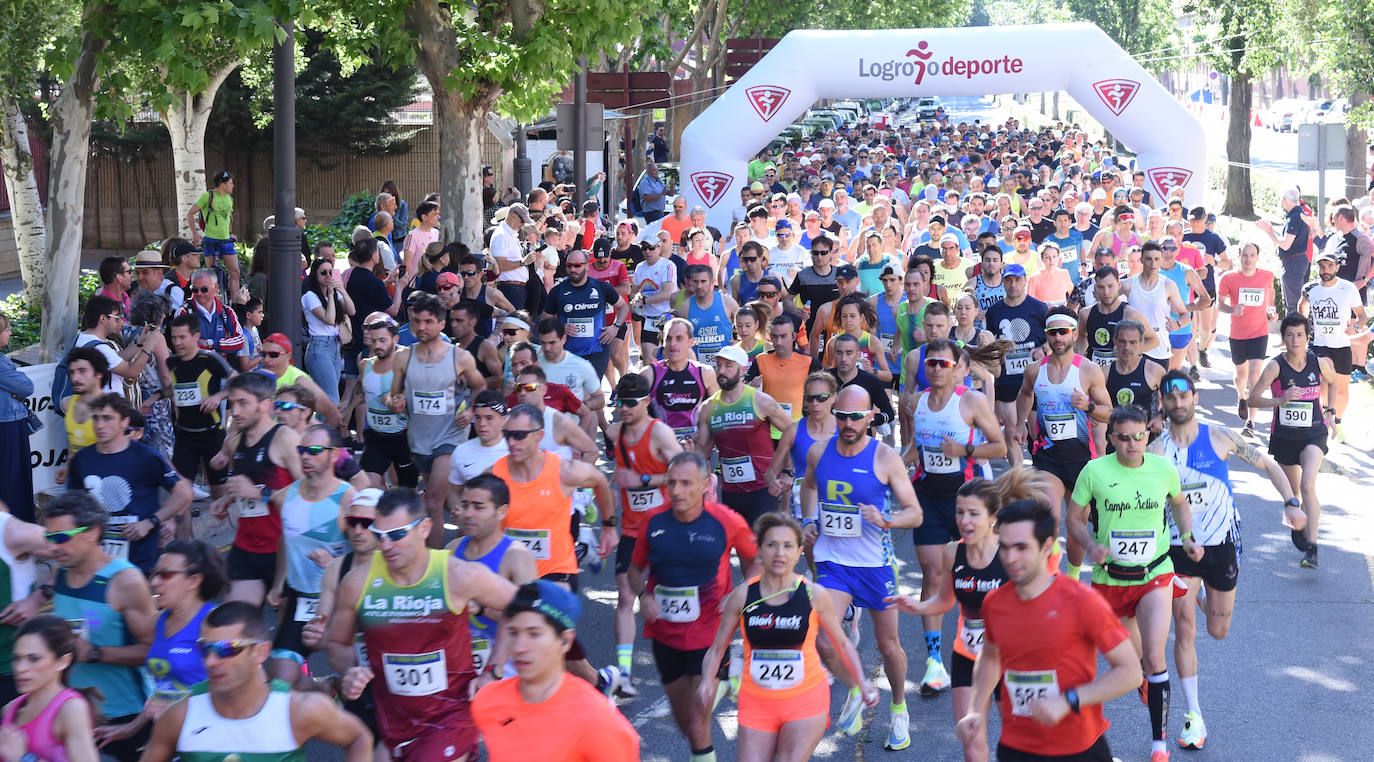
[1090,188,1108,200]
[713,345,750,369]
[819,199,836,209]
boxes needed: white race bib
[820,502,862,538]
[1044,413,1077,441]
[173,382,203,407]
[293,595,320,623]
[721,456,756,484]
[921,445,959,474]
[1006,669,1060,717]
[1110,529,1157,565]
[566,317,595,338]
[777,402,793,419]
[382,651,447,697]
[505,528,551,560]
[366,409,401,431]
[751,649,804,690]
[471,638,492,673]
[1181,481,1206,510]
[410,389,454,417]
[626,488,664,512]
[234,496,270,519]
[1004,350,1031,375]
[961,618,986,656]
[880,334,896,358]
[101,535,130,560]
[1238,287,1265,307]
[1278,401,1312,428]
[1093,351,1114,370]
[1315,320,1339,339]
[66,619,89,640]
[1059,244,1079,265]
[354,633,370,669]
[654,585,700,623]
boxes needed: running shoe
[596,666,622,698]
[1151,749,1171,762]
[1199,349,1210,368]
[1189,365,1201,381]
[614,675,638,698]
[1352,367,1370,382]
[842,603,862,647]
[711,676,739,711]
[1241,421,1255,439]
[1301,546,1319,569]
[1290,528,1310,552]
[837,687,865,736]
[1237,398,1247,420]
[885,708,911,751]
[919,657,950,697]
[1178,711,1207,749]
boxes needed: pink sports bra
[1,688,84,762]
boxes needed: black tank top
[650,361,705,434]
[1272,351,1324,438]
[461,286,496,340]
[951,542,1007,618]
[232,424,293,490]
[1107,359,1155,416]
[1084,301,1125,364]
[742,578,813,650]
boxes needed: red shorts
[389,724,478,762]
[1092,573,1184,619]
[738,681,830,734]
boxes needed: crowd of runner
[0,103,1368,762]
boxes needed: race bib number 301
[382,651,447,697]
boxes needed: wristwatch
[964,442,975,458]
[602,515,618,528]
[1065,687,1081,713]
[640,473,653,487]
[148,514,161,529]
[1284,497,1301,508]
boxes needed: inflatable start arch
[680,23,1205,234]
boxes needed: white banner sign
[19,362,69,492]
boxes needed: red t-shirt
[982,575,1129,757]
[588,261,630,318]
[1176,243,1204,269]
[505,382,583,415]
[1218,268,1276,340]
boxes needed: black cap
[836,265,859,280]
[1188,206,1207,220]
[170,241,202,260]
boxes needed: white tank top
[178,683,301,758]
[0,514,37,607]
[361,358,407,434]
[1128,275,1173,359]
[539,406,573,460]
[912,387,990,482]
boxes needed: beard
[718,372,741,391]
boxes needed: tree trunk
[0,97,47,308]
[1052,90,1060,121]
[432,88,489,252]
[1346,92,1369,199]
[40,13,108,362]
[1221,71,1254,218]
[162,63,239,240]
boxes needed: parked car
[917,97,940,120]
[1301,98,1348,125]
[1259,98,1305,131]
[1279,100,1318,132]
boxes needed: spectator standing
[647,123,670,163]
[1256,187,1311,314]
[0,313,35,521]
[638,160,669,223]
[492,203,535,312]
[301,256,356,405]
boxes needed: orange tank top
[493,451,576,576]
[739,576,825,701]
[615,420,671,538]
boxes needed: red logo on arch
[745,85,791,122]
[1147,167,1193,199]
[1092,79,1140,117]
[690,171,734,208]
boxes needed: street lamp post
[267,20,302,347]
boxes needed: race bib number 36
[721,456,756,484]
[382,651,447,697]
[1006,669,1059,717]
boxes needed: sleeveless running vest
[177,679,304,762]
[615,419,671,537]
[912,386,990,494]
[951,541,1007,660]
[650,360,707,439]
[1032,355,1095,462]
[812,437,895,569]
[688,294,732,363]
[280,480,350,595]
[1160,263,1192,338]
[493,452,576,576]
[1107,359,1155,416]
[356,549,474,744]
[1084,301,1125,370]
[55,559,146,719]
[740,577,824,700]
[362,358,407,435]
[231,424,294,554]
[454,535,514,674]
[1271,352,1325,439]
[706,386,774,495]
[874,295,903,366]
[1127,275,1172,361]
[147,601,214,700]
[405,343,470,455]
[1159,423,1239,548]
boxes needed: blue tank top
[688,294,732,363]
[1031,355,1095,462]
[147,602,215,698]
[55,559,146,719]
[737,269,761,303]
[454,535,514,642]
[789,419,823,478]
[1160,423,1239,549]
[811,437,895,569]
[1160,263,1192,337]
[874,295,903,369]
[911,344,931,393]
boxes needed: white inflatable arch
[680,23,1205,234]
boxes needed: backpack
[50,335,108,418]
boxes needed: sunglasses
[803,392,833,402]
[152,569,193,581]
[811,249,831,255]
[515,382,541,394]
[196,638,264,659]
[503,428,542,441]
[437,285,458,291]
[192,286,213,294]
[1161,246,1178,252]
[1111,431,1149,443]
[615,396,647,408]
[833,410,870,421]
[274,400,307,412]
[1045,327,1074,336]
[45,526,91,544]
[368,516,426,543]
[757,290,780,298]
[297,445,336,456]
[925,356,956,369]
[740,257,759,264]
[502,329,520,336]
[344,515,375,530]
[460,270,478,277]
[566,262,587,269]
[1162,378,1194,394]
[263,351,286,359]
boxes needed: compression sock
[617,644,633,676]
[1065,563,1082,581]
[1147,670,1170,750]
[924,630,942,661]
[690,747,716,762]
[1180,674,1200,714]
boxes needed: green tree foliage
[1065,0,1176,63]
